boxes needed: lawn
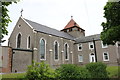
[1,73,26,80]
[106,66,119,78]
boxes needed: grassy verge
[106,66,119,78]
[1,73,26,80]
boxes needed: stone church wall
[12,49,33,72]
[35,32,75,69]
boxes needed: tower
[61,17,85,38]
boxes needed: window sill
[103,60,109,62]
[65,59,69,61]
[40,59,46,61]
[54,59,59,61]
[78,50,82,51]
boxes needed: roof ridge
[23,18,75,40]
[85,34,100,37]
[75,34,100,40]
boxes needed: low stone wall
[12,49,33,72]
[0,46,12,73]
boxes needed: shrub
[56,64,90,80]
[25,61,57,80]
[86,62,109,78]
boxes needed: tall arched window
[64,43,69,60]
[40,39,46,60]
[54,41,59,60]
[27,36,30,49]
[17,33,21,48]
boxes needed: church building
[8,16,119,72]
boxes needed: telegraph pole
[93,38,97,62]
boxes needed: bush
[25,61,57,80]
[56,64,90,80]
[86,62,109,78]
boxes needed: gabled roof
[24,18,75,40]
[61,18,85,31]
[75,34,100,43]
[64,19,80,29]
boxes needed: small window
[103,52,109,61]
[18,24,21,28]
[70,28,72,31]
[27,36,30,49]
[67,29,69,32]
[72,27,77,31]
[89,42,94,49]
[101,41,108,48]
[78,55,83,62]
[78,44,82,51]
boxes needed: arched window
[54,41,59,60]
[64,43,69,60]
[89,53,96,62]
[27,36,30,49]
[40,39,46,60]
[17,33,21,48]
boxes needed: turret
[61,16,85,38]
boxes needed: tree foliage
[101,2,120,45]
[0,0,19,44]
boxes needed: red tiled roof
[64,19,80,29]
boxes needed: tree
[0,0,20,45]
[101,2,120,45]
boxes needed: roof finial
[20,9,23,17]
[71,16,73,19]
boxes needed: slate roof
[75,34,100,43]
[24,19,75,40]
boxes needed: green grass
[106,66,119,78]
[1,73,26,79]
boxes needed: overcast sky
[2,0,108,46]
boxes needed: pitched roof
[24,18,75,40]
[75,34,100,43]
[64,19,80,29]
